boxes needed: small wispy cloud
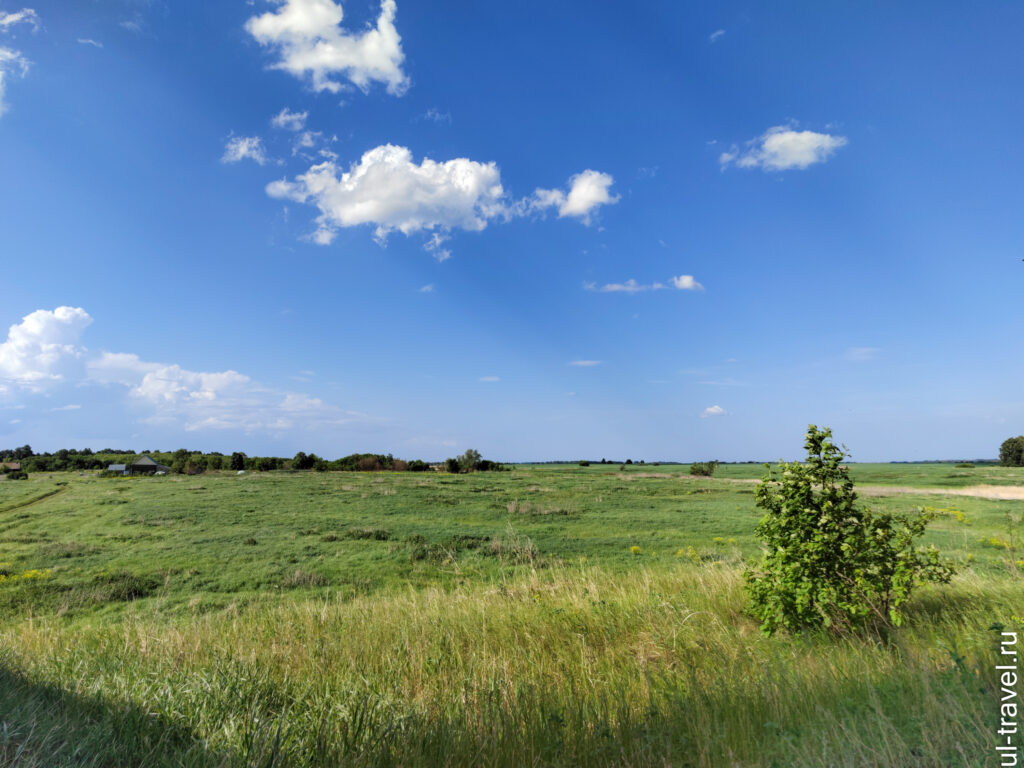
[709,29,725,43]
[271,107,307,131]
[422,107,451,125]
[0,9,38,30]
[584,274,703,293]
[419,284,434,293]
[720,124,847,171]
[77,38,103,48]
[844,347,879,362]
[479,375,500,382]
[221,136,268,165]
[50,404,81,412]
[701,405,726,418]
[569,360,602,367]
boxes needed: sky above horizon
[1,0,1022,462]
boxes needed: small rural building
[129,455,171,475]
[107,463,127,475]
[1,462,21,471]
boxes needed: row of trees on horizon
[0,445,512,475]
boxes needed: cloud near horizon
[245,0,409,96]
[720,125,847,171]
[1,306,366,435]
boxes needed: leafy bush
[954,462,975,469]
[458,449,482,473]
[4,470,28,480]
[1000,436,1024,467]
[406,460,431,472]
[745,425,954,635]
[445,458,460,474]
[578,460,590,467]
[690,460,719,477]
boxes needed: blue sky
[1,0,1022,461]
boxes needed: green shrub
[745,425,954,635]
[578,460,590,467]
[690,460,719,477]
[4,470,28,480]
[954,462,975,469]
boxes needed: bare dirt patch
[859,484,1024,500]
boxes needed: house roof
[132,455,159,466]
[108,464,126,471]
[2,462,21,470]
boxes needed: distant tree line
[0,444,507,476]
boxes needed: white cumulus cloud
[720,125,847,171]
[245,0,409,96]
[222,136,269,165]
[701,405,726,418]
[671,275,703,291]
[87,351,362,433]
[530,169,618,224]
[266,143,505,245]
[0,306,92,391]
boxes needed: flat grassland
[1,463,1022,767]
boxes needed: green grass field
[1,464,1022,766]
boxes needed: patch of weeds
[243,537,258,546]
[41,542,99,559]
[89,569,161,602]
[346,527,391,541]
[483,529,538,564]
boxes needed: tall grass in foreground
[1,563,1020,767]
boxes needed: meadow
[0,463,1022,766]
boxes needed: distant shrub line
[0,444,502,476]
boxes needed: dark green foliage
[459,449,482,473]
[445,457,461,473]
[406,460,431,472]
[999,436,1024,467]
[690,460,719,477]
[954,462,974,469]
[578,460,590,467]
[4,470,28,480]
[230,452,246,471]
[292,452,317,470]
[745,426,954,635]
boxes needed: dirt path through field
[857,484,1024,500]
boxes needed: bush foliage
[745,425,954,635]
[690,460,719,477]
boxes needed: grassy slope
[1,465,1022,766]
